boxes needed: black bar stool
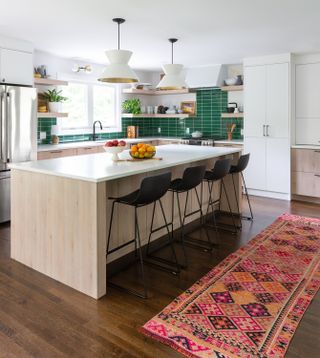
[204,158,238,233]
[168,165,213,264]
[106,171,178,299]
[229,153,253,222]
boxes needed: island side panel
[11,169,107,299]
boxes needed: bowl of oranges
[130,143,156,160]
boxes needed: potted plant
[122,98,141,115]
[43,89,68,113]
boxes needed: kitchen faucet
[92,120,103,141]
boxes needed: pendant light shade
[157,38,187,90]
[98,18,139,83]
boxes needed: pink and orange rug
[141,214,320,357]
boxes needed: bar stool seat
[107,171,178,299]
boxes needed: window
[59,81,120,133]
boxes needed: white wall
[34,50,156,84]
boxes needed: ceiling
[1,0,320,70]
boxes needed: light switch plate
[39,131,46,140]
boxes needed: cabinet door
[243,137,266,190]
[37,148,77,160]
[266,63,289,138]
[266,138,290,193]
[0,49,33,86]
[244,65,266,137]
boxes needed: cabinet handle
[266,125,270,137]
[315,174,320,178]
[314,150,320,153]
[263,125,266,136]
[83,147,93,150]
[50,150,63,154]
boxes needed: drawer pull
[50,150,63,154]
[315,174,320,177]
[314,150,320,153]
[83,147,93,150]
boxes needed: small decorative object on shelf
[227,123,236,141]
[43,89,68,113]
[122,98,141,115]
[51,125,60,144]
[34,65,48,79]
[181,101,196,115]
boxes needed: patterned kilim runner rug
[141,214,320,358]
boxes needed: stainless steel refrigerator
[0,85,37,223]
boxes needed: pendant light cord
[117,21,120,50]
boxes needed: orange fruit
[147,146,154,152]
[138,147,145,153]
[137,143,144,148]
[131,145,137,152]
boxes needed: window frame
[56,79,122,135]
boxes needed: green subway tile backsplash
[37,88,243,144]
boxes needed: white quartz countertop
[11,144,241,183]
[291,144,320,150]
[37,137,181,152]
[37,138,243,152]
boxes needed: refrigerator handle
[5,92,10,162]
[0,92,5,164]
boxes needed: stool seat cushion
[115,189,140,205]
[229,165,239,174]
[169,178,184,191]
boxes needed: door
[0,49,33,86]
[7,86,37,163]
[266,138,290,193]
[266,63,289,138]
[244,137,266,191]
[244,65,266,137]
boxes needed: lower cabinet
[37,148,77,160]
[245,137,290,195]
[38,146,103,160]
[291,148,320,198]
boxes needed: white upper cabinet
[244,65,266,137]
[295,61,320,145]
[0,49,33,86]
[266,63,289,138]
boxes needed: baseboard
[247,189,290,201]
[291,194,320,205]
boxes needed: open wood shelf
[122,88,191,95]
[122,113,192,119]
[221,113,244,118]
[37,112,68,118]
[34,78,68,86]
[220,85,243,92]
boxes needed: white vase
[48,102,61,113]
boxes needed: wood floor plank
[0,197,319,357]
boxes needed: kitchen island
[10,145,241,299]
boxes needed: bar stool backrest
[180,165,206,191]
[134,172,172,205]
[209,158,231,181]
[232,153,250,173]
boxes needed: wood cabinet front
[37,148,77,160]
[77,146,103,155]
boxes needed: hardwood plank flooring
[0,196,319,357]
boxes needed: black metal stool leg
[176,191,188,268]
[231,173,242,229]
[107,201,116,255]
[221,179,238,233]
[134,207,148,298]
[205,181,219,237]
[241,172,254,221]
[145,200,181,274]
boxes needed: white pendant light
[157,38,187,90]
[98,18,139,83]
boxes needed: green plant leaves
[122,98,141,115]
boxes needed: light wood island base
[10,147,241,299]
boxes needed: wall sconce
[72,64,93,73]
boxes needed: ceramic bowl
[103,146,125,161]
[224,78,237,86]
[191,131,203,138]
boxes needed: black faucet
[92,120,103,141]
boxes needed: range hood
[185,64,227,88]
